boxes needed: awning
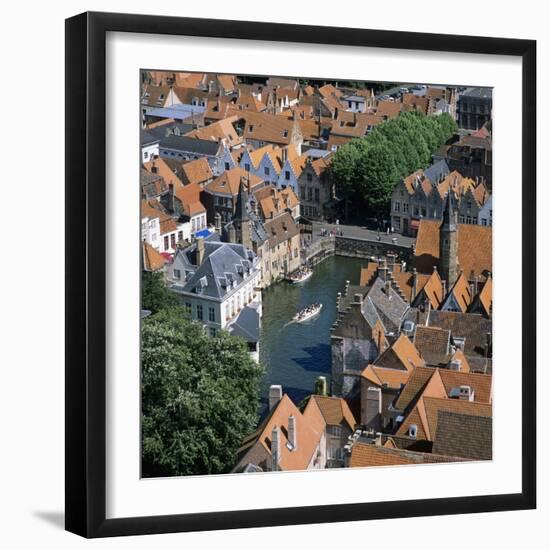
[194,228,211,238]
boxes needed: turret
[439,190,458,287]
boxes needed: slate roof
[413,325,451,366]
[146,121,195,141]
[160,134,220,156]
[140,129,160,146]
[424,159,450,185]
[171,240,256,300]
[363,278,410,334]
[432,411,492,460]
[427,311,492,359]
[227,303,261,343]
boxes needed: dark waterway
[259,255,365,415]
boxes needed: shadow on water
[259,256,365,415]
[290,343,331,373]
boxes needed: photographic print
[139,71,493,478]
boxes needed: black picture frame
[65,11,537,538]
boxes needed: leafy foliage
[141,270,180,314]
[332,111,457,218]
[141,307,264,477]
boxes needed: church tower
[439,189,458,288]
[233,176,252,251]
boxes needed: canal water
[259,255,365,415]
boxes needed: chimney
[353,111,357,126]
[196,237,205,266]
[268,384,282,410]
[411,268,418,302]
[168,183,176,213]
[315,376,327,396]
[270,426,280,471]
[281,147,288,164]
[363,387,382,430]
[288,415,297,450]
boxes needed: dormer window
[283,130,288,137]
[248,125,254,132]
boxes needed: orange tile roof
[258,186,299,220]
[375,100,403,119]
[349,441,462,467]
[447,271,472,312]
[254,394,326,471]
[401,93,429,114]
[142,241,166,272]
[476,275,492,316]
[141,199,178,234]
[174,182,206,217]
[413,220,492,280]
[185,116,241,146]
[206,167,264,196]
[143,157,184,189]
[373,333,425,372]
[361,365,411,389]
[308,395,356,430]
[241,111,301,145]
[180,158,213,185]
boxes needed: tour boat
[288,268,313,284]
[293,303,323,323]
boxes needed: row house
[141,199,191,254]
[391,164,491,236]
[232,386,356,473]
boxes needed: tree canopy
[142,307,265,477]
[332,111,457,218]
[141,270,180,314]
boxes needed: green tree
[141,270,180,314]
[141,307,265,477]
[332,111,457,218]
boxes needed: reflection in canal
[259,255,365,415]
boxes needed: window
[208,307,215,322]
[300,187,306,200]
[481,218,487,226]
[403,203,409,213]
[327,447,343,460]
[185,302,192,314]
[414,206,419,216]
[327,425,342,437]
[314,189,320,203]
[177,231,183,242]
[163,235,169,251]
[196,304,203,320]
[144,151,149,159]
[224,162,230,170]
[394,201,401,212]
[306,173,313,182]
[264,166,270,176]
[459,215,465,223]
[285,171,290,180]
[170,233,176,249]
[209,327,217,337]
[248,125,253,132]
[466,216,472,224]
[173,269,181,280]
[308,188,313,201]
[244,163,250,172]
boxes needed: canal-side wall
[303,235,413,267]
